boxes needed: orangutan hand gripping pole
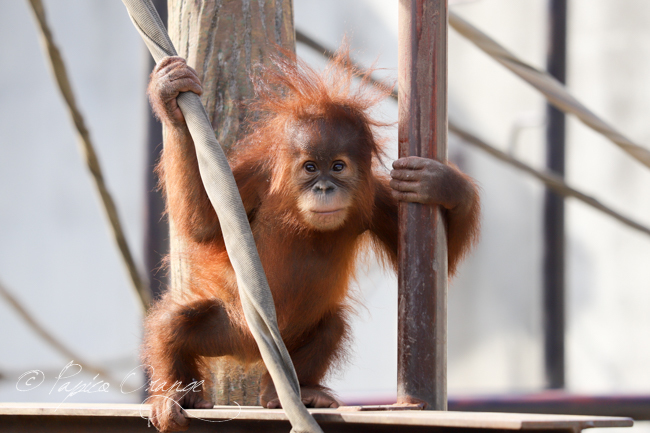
[143,53,480,432]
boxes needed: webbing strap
[121,1,322,432]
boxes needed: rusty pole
[397,0,448,411]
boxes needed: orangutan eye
[304,162,317,173]
[332,161,346,172]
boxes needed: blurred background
[0,0,648,431]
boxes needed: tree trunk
[166,0,295,406]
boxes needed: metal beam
[543,0,568,390]
[450,394,650,421]
[397,0,449,410]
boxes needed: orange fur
[143,48,480,432]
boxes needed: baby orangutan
[144,51,480,432]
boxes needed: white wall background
[0,0,648,431]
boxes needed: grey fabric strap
[121,1,322,432]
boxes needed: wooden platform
[0,403,633,433]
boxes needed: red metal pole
[397,0,448,411]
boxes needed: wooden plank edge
[0,403,633,430]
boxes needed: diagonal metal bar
[449,124,650,237]
[448,11,650,170]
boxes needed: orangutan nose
[313,180,336,194]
